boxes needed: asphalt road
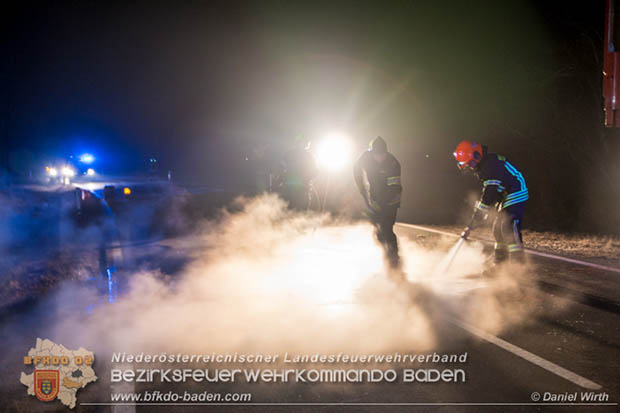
[0,219,618,412]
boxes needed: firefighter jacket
[473,149,528,214]
[354,151,402,208]
[280,147,317,189]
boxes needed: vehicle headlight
[61,166,76,177]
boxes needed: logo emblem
[34,370,59,402]
[22,338,97,408]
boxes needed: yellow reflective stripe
[494,242,507,250]
[476,201,490,210]
[386,176,401,186]
[508,243,523,252]
[483,179,502,187]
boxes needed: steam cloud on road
[50,195,553,357]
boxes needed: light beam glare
[316,132,352,172]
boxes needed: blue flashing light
[79,153,95,164]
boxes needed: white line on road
[397,223,620,275]
[398,224,606,390]
[525,250,620,274]
[397,223,460,238]
[449,317,602,390]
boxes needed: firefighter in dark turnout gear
[354,136,403,270]
[454,140,528,263]
[277,135,318,210]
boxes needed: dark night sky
[3,1,617,231]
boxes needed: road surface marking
[525,250,620,274]
[397,223,620,275]
[448,317,602,390]
[398,223,460,238]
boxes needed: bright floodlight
[86,168,95,176]
[61,166,76,177]
[316,133,352,172]
[47,167,58,177]
[79,153,95,164]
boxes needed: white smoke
[49,194,545,356]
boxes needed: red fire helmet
[453,140,483,170]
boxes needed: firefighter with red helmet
[454,140,528,264]
[354,136,403,271]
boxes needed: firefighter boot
[494,243,509,264]
[482,253,504,277]
[508,244,526,264]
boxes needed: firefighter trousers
[368,205,400,270]
[492,202,526,263]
